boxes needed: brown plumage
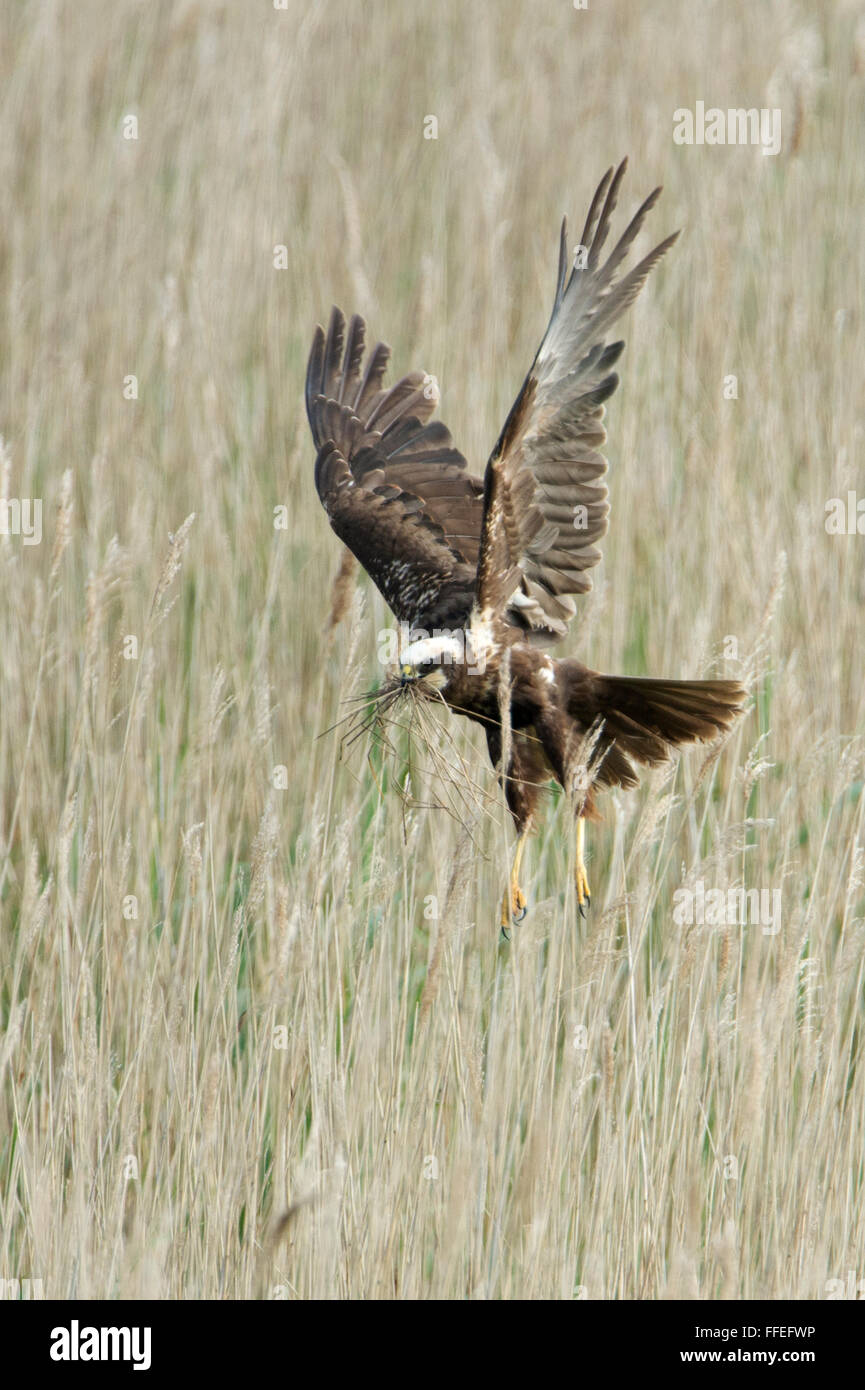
[305,159,745,925]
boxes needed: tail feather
[598,674,744,741]
[561,663,745,790]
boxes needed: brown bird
[305,159,744,928]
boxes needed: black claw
[513,905,528,923]
[500,924,512,943]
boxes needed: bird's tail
[560,663,745,790]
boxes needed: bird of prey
[305,160,744,928]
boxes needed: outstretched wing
[474,159,680,645]
[306,308,486,631]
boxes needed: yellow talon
[501,881,527,930]
[500,825,530,932]
[575,817,591,918]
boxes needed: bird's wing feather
[474,159,680,644]
[306,308,483,630]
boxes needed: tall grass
[0,0,863,1298]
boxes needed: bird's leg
[575,816,591,917]
[500,823,530,930]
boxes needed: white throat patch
[401,635,464,668]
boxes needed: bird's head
[397,633,464,693]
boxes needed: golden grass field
[1,0,863,1300]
